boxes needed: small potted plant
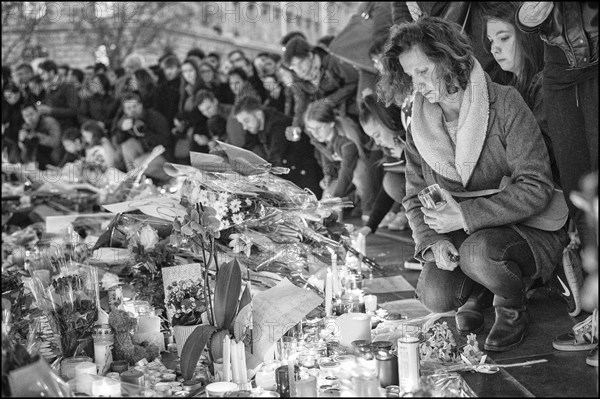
[165,278,207,356]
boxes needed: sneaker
[548,248,584,317]
[388,212,409,231]
[379,212,397,229]
[552,308,597,351]
[586,345,598,367]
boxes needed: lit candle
[332,261,340,297]
[325,268,333,317]
[254,362,279,391]
[223,334,231,382]
[336,313,371,348]
[91,377,121,397]
[75,361,97,395]
[363,295,377,314]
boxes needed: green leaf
[179,325,217,381]
[191,209,200,223]
[233,283,252,340]
[213,258,242,330]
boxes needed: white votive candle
[91,377,121,397]
[363,294,378,313]
[75,361,98,395]
[336,312,371,348]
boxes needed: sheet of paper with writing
[249,278,322,361]
[102,196,186,221]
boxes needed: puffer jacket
[516,2,599,69]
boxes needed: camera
[132,120,146,137]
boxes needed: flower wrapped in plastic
[420,322,458,364]
[29,265,99,358]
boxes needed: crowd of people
[1,2,597,366]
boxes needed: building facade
[2,2,358,68]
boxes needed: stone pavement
[351,219,598,397]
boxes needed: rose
[139,224,159,250]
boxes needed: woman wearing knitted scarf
[378,17,568,352]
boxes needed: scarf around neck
[411,58,489,187]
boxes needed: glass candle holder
[295,375,317,397]
[418,184,446,210]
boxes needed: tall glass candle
[295,375,317,397]
[397,336,420,393]
[325,268,333,317]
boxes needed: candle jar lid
[372,341,393,351]
[224,390,253,397]
[351,340,371,349]
[120,369,144,383]
[111,360,129,373]
[318,359,341,369]
[182,379,204,391]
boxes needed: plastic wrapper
[93,213,174,251]
[30,265,99,358]
[7,355,73,397]
[423,372,477,397]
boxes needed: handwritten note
[246,278,322,361]
[102,196,186,221]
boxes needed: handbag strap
[461,3,471,33]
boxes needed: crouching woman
[379,17,568,351]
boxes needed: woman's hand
[194,134,210,146]
[421,189,465,233]
[431,240,460,271]
[120,118,133,131]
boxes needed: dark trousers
[544,73,599,248]
[416,227,536,312]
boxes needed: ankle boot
[456,285,493,335]
[484,305,528,352]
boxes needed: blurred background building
[2,2,358,68]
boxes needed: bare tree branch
[1,2,45,63]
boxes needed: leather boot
[484,295,528,352]
[456,285,494,335]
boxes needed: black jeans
[544,73,599,249]
[416,227,536,312]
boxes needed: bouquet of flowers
[128,224,179,274]
[420,322,458,363]
[29,265,99,358]
[164,278,206,326]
